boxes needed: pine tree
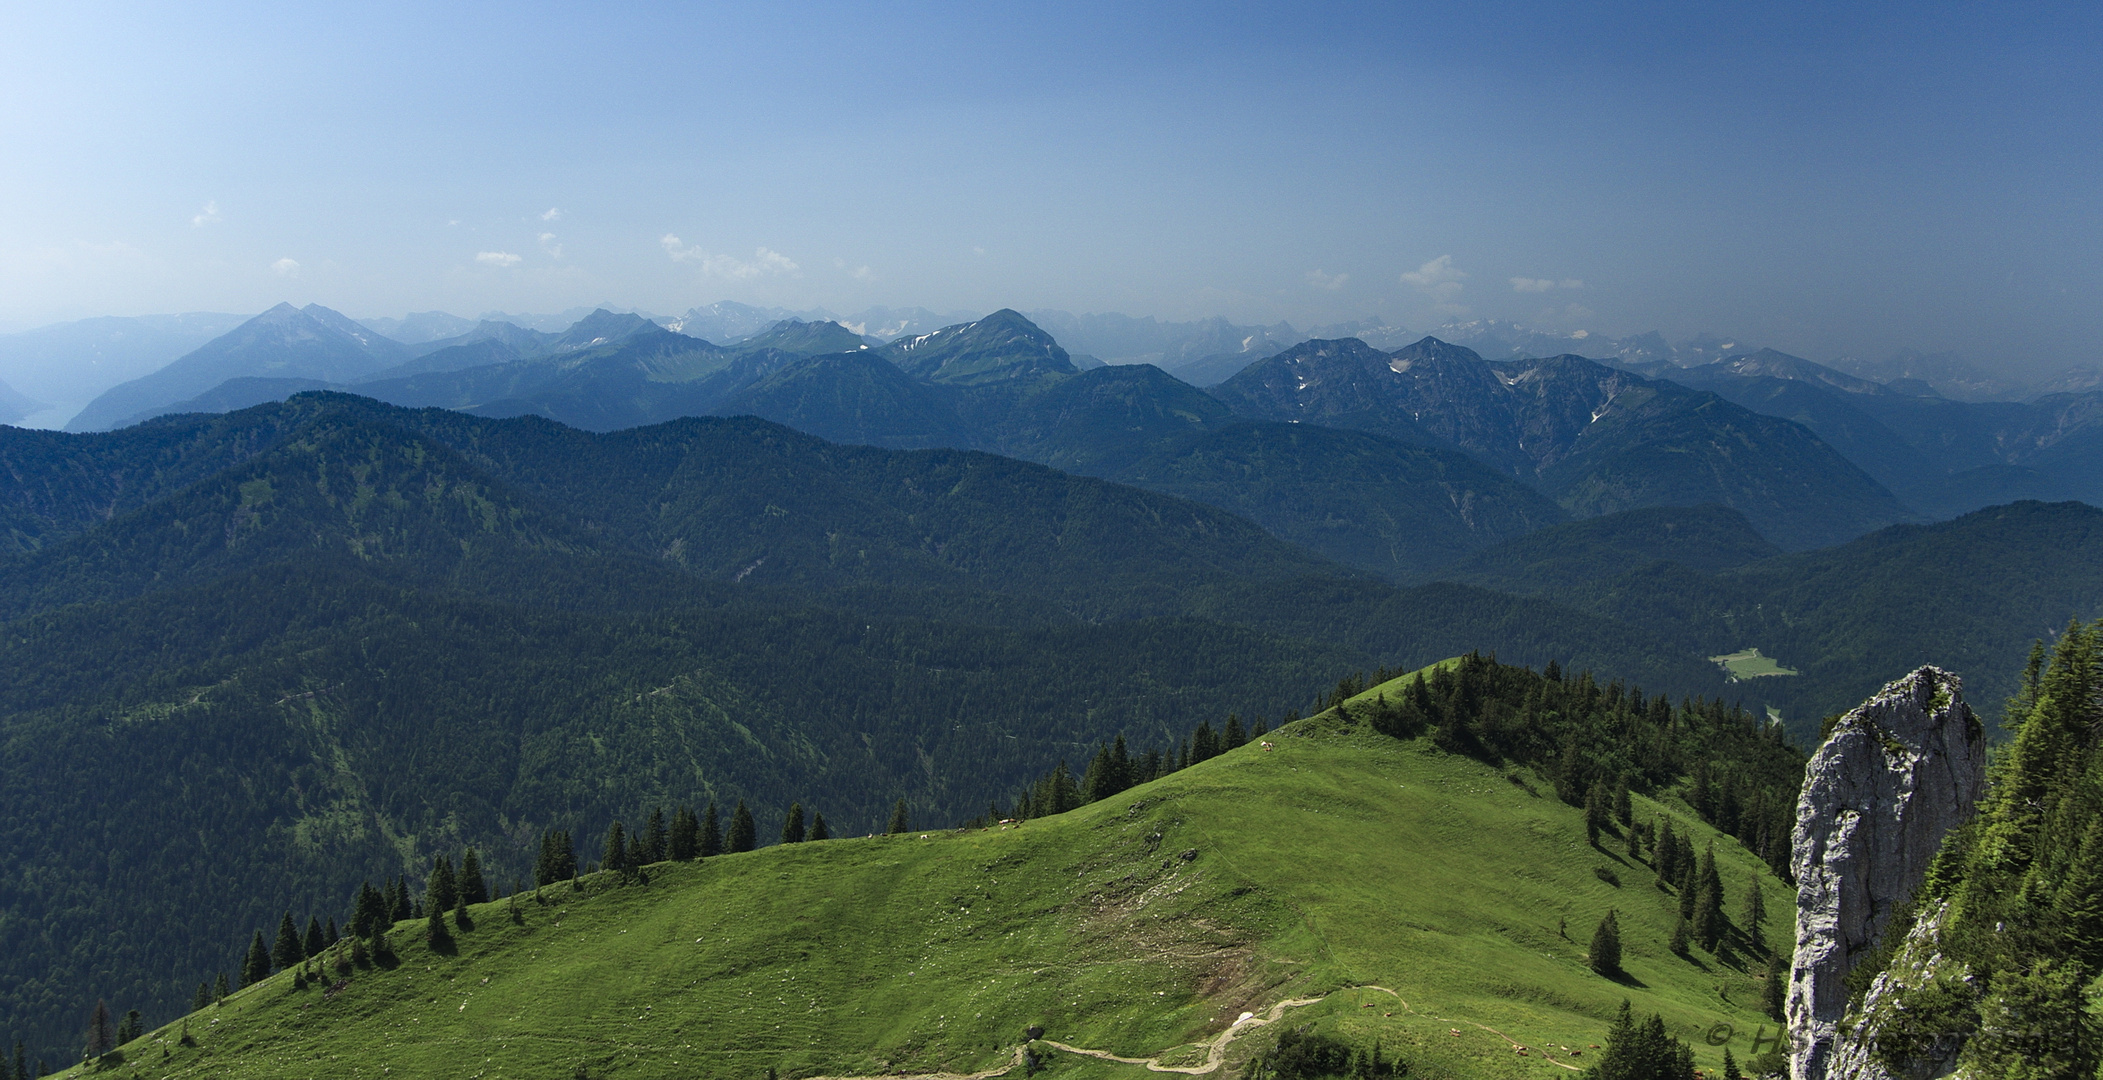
[453,887,471,931]
[426,906,452,951]
[390,876,412,922]
[84,1000,115,1058]
[1613,782,1633,828]
[643,808,667,864]
[1669,913,1691,957]
[427,854,459,914]
[668,805,699,861]
[1721,1047,1743,1080]
[1625,821,1644,862]
[1224,715,1245,750]
[1763,958,1786,1021]
[214,973,229,1002]
[728,801,757,852]
[887,798,910,835]
[602,822,629,873]
[1589,909,1622,976]
[700,802,723,857]
[304,916,325,959]
[625,830,647,870]
[193,982,210,1012]
[324,917,340,948]
[461,848,488,904]
[353,880,386,937]
[781,802,806,844]
[117,1010,140,1045]
[272,912,303,969]
[809,812,830,841]
[242,930,272,986]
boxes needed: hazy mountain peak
[881,309,1074,385]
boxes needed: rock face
[1788,667,1986,1080]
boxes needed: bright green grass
[87,720,1791,1080]
[1708,649,1800,680]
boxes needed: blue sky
[2,1,2098,373]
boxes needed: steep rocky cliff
[1787,667,1986,1080]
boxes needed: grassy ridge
[91,716,1791,1080]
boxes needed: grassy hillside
[85,711,1793,1080]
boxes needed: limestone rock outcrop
[1787,667,1986,1080]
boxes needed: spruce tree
[324,917,340,948]
[193,982,210,1012]
[782,802,806,844]
[809,811,830,841]
[667,805,699,861]
[353,880,386,937]
[643,808,667,864]
[728,801,757,852]
[625,830,647,871]
[84,1000,115,1058]
[1693,843,1725,951]
[242,930,272,986]
[214,973,229,1002]
[118,1010,140,1045]
[272,912,304,969]
[1588,1000,1696,1080]
[887,798,911,835]
[1721,1048,1743,1080]
[602,822,629,873]
[1589,909,1622,976]
[427,855,459,914]
[1741,871,1766,941]
[1613,782,1633,828]
[426,906,452,951]
[1670,913,1692,957]
[1224,715,1245,750]
[461,848,488,904]
[1763,958,1786,1020]
[700,802,723,857]
[1585,781,1609,847]
[390,877,412,922]
[303,916,325,959]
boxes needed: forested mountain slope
[0,394,1745,1059]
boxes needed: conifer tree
[809,811,829,841]
[461,848,488,904]
[1613,782,1633,827]
[782,802,806,844]
[667,805,699,861]
[1224,715,1245,750]
[10,1039,21,1080]
[215,973,229,1002]
[193,982,210,1012]
[625,830,647,870]
[426,906,452,951]
[1677,864,1698,921]
[1625,822,1644,862]
[1589,909,1622,976]
[643,808,667,864]
[1693,843,1725,951]
[427,854,459,914]
[1762,958,1786,1020]
[1722,1047,1743,1080]
[242,930,272,986]
[117,1010,140,1045]
[1585,781,1609,846]
[602,822,629,873]
[352,881,385,937]
[728,801,757,852]
[390,877,412,922]
[304,916,325,959]
[272,912,304,969]
[84,1000,115,1059]
[1669,913,1691,957]
[453,888,471,931]
[701,802,723,857]
[888,798,911,834]
[1740,871,1766,941]
[324,917,340,948]
[1587,1000,1696,1080]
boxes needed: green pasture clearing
[83,719,1790,1080]
[1709,648,1799,680]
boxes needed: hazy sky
[3,1,2098,374]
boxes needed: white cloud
[851,264,874,281]
[1306,268,1349,291]
[476,251,523,267]
[270,257,301,278]
[1511,276,1584,293]
[660,235,800,278]
[1401,255,1467,310]
[538,232,563,258]
[191,201,221,227]
[972,246,987,255]
[541,207,562,221]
